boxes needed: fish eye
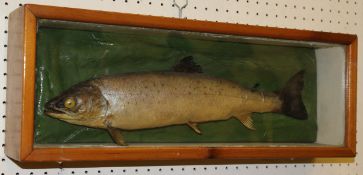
[64,97,76,109]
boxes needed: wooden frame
[5,4,357,162]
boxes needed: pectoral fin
[107,127,127,146]
[104,119,127,146]
[235,114,256,130]
[187,122,202,134]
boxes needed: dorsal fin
[172,56,203,73]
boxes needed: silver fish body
[92,72,281,130]
[45,70,307,145]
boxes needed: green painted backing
[34,25,317,144]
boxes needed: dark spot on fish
[161,83,165,87]
[144,86,148,89]
[188,92,192,95]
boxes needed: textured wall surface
[0,0,362,174]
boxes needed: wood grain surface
[4,4,357,162]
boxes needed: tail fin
[279,70,308,120]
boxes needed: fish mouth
[44,100,78,121]
[44,107,64,115]
[44,100,65,115]
[43,106,77,121]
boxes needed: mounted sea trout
[44,57,307,145]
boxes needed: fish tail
[279,70,308,120]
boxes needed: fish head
[44,82,108,125]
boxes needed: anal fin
[187,122,202,134]
[235,114,256,130]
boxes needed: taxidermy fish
[44,56,307,145]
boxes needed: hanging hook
[173,0,188,18]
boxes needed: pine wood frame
[5,4,357,162]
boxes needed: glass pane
[34,20,324,145]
